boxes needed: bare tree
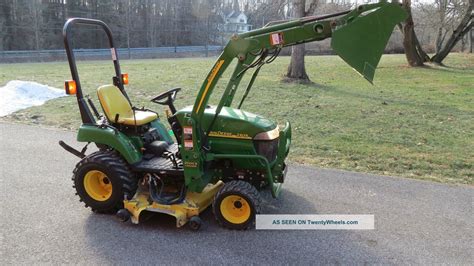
[401,0,472,66]
[431,0,473,64]
[285,0,318,83]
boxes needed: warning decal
[184,140,193,149]
[270,32,284,46]
[183,127,193,135]
[111,48,117,60]
[183,126,193,150]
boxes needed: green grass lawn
[1,53,473,184]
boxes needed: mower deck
[123,181,224,227]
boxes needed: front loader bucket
[331,3,407,83]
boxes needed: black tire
[116,209,131,222]
[72,150,137,213]
[212,181,262,230]
[188,216,202,231]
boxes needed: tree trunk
[287,44,309,81]
[434,0,448,54]
[402,0,425,67]
[286,0,309,82]
[431,3,473,64]
[435,26,445,53]
[413,31,431,62]
[470,27,473,53]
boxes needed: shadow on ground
[82,188,381,264]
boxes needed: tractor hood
[175,106,276,140]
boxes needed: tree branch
[431,2,473,63]
[305,0,318,16]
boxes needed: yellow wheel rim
[83,170,112,201]
[220,195,251,224]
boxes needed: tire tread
[72,150,137,213]
[212,180,262,230]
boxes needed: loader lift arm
[191,2,406,119]
[180,1,407,187]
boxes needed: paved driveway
[0,123,472,264]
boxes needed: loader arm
[181,1,407,188]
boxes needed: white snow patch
[0,80,66,117]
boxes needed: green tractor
[60,2,406,230]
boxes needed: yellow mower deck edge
[124,181,224,227]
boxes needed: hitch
[58,141,89,158]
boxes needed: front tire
[212,181,262,230]
[72,150,137,213]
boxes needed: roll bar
[62,18,129,124]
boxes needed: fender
[77,125,142,163]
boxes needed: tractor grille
[254,139,279,163]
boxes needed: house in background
[218,0,252,34]
[222,10,252,33]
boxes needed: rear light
[65,80,76,95]
[121,73,129,85]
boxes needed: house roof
[227,11,244,19]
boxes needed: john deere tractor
[60,2,406,230]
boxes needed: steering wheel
[151,87,181,114]
[151,87,181,105]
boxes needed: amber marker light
[65,80,77,95]
[121,73,129,85]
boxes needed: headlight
[254,127,279,162]
[254,127,279,140]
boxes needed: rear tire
[212,181,261,230]
[72,150,137,213]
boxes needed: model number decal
[209,131,252,140]
[184,161,198,168]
